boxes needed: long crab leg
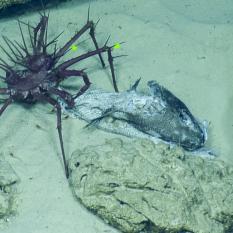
[33,16,49,53]
[56,104,69,178]
[0,97,12,116]
[56,45,118,92]
[16,15,48,54]
[48,87,75,108]
[56,69,91,99]
[56,46,108,70]
[54,20,105,67]
[38,94,69,178]
[107,48,118,92]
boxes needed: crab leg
[48,87,75,108]
[56,69,91,99]
[0,97,12,116]
[38,94,69,178]
[55,20,105,67]
[33,16,49,53]
[57,46,108,70]
[56,103,69,178]
[107,48,118,92]
[56,45,118,92]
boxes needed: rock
[0,158,19,222]
[69,138,233,233]
[0,0,30,10]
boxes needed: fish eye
[179,110,192,126]
[179,111,187,121]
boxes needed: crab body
[6,54,55,103]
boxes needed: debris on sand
[0,158,19,223]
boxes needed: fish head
[147,80,207,151]
[174,109,206,151]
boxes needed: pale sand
[0,0,232,232]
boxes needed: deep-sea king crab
[0,11,119,178]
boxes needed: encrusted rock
[0,158,19,222]
[0,0,30,10]
[69,138,233,233]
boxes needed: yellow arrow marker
[113,42,121,49]
[71,44,78,51]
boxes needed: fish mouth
[199,120,208,142]
[181,125,207,151]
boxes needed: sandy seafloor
[0,0,233,232]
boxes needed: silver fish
[59,79,207,151]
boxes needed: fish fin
[147,80,163,97]
[199,119,209,142]
[83,118,100,129]
[83,108,115,129]
[127,78,141,92]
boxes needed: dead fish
[59,79,207,151]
